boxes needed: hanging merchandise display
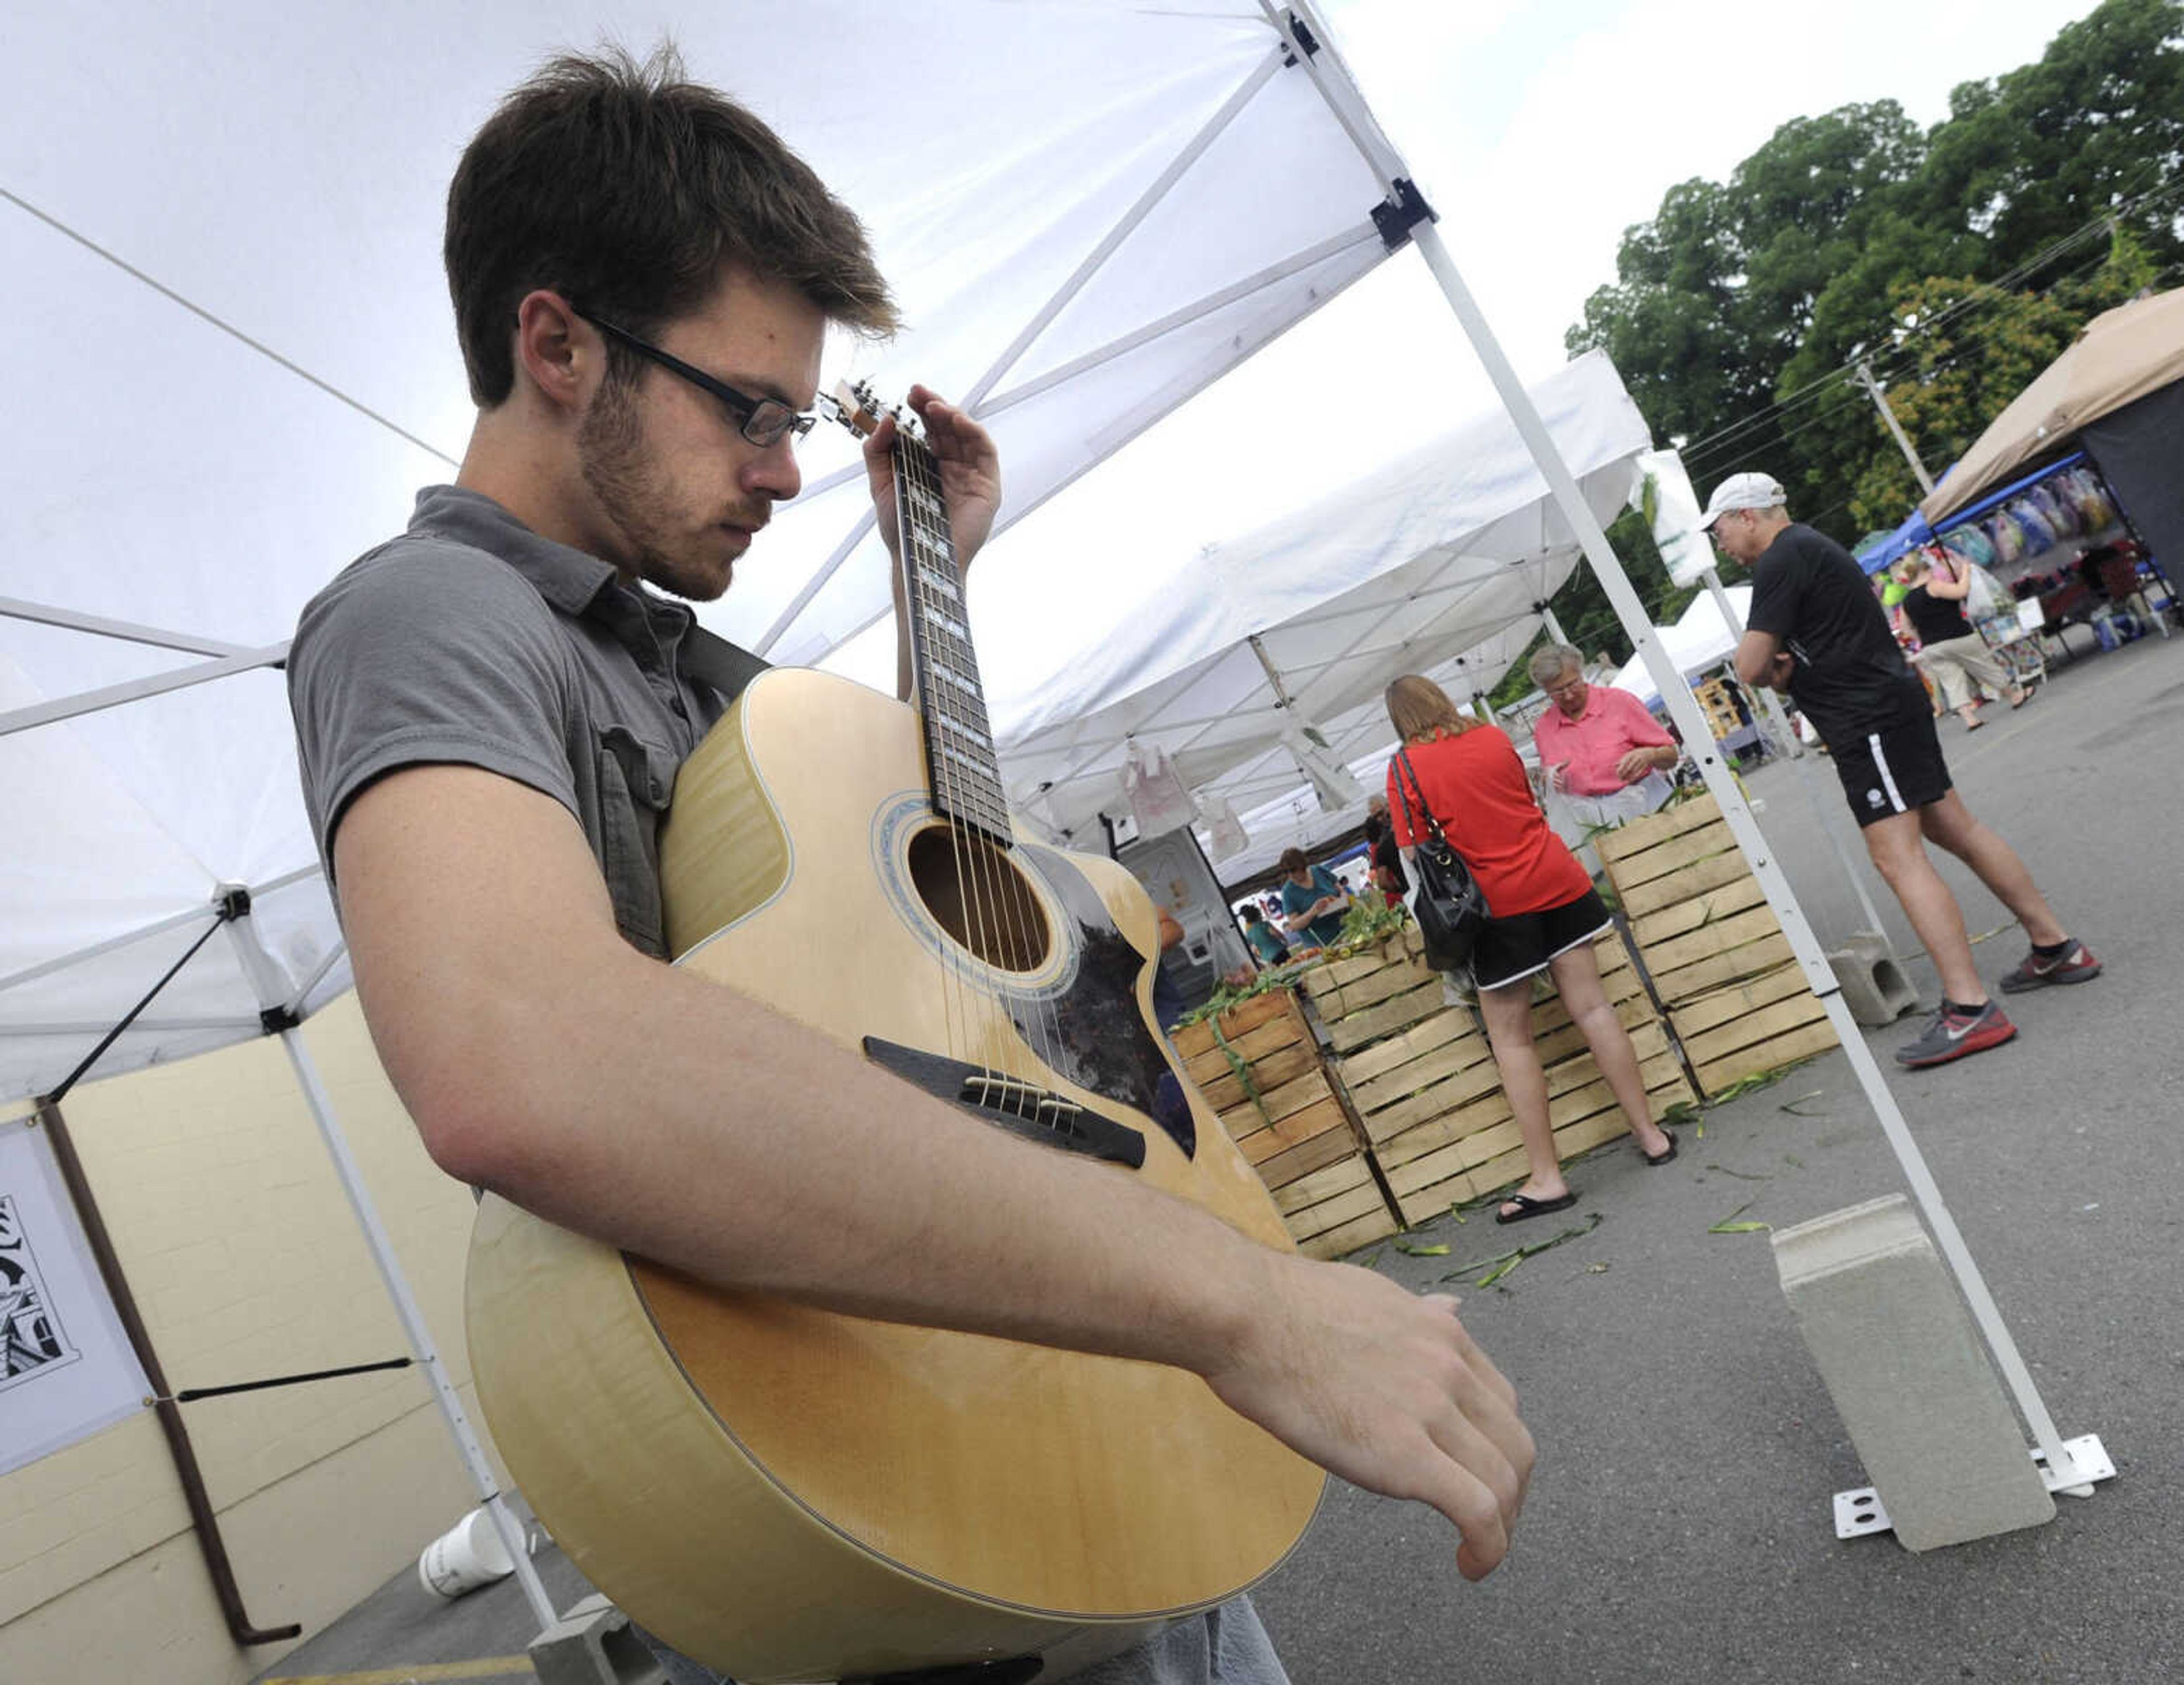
[1198,794,1251,863]
[1119,740,1197,840]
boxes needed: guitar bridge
[863,1038,1145,1168]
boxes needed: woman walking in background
[1900,550,2030,727]
[1383,675,1677,1224]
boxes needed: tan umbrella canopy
[1919,285,2184,525]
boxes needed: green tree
[1567,0,2184,544]
[1843,230,2161,530]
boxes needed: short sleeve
[1745,543,1802,641]
[288,540,581,881]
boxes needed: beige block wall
[0,992,507,1685]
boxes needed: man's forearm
[416,940,1269,1377]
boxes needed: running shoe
[1895,999,2017,1069]
[1999,940,2102,994]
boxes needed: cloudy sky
[904,0,2104,705]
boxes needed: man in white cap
[1711,473,2100,1069]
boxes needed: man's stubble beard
[578,376,729,603]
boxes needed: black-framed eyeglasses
[573,308,816,448]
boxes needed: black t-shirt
[1901,584,1974,646]
[1747,524,1925,743]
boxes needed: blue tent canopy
[1855,508,1935,575]
[1856,451,2088,575]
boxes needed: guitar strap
[680,623,772,704]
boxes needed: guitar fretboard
[895,429,1011,846]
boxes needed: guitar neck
[891,427,1012,846]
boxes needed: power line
[1682,237,2133,478]
[1670,171,2183,470]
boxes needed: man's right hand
[1201,1252,1533,1580]
[1763,651,1796,693]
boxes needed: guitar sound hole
[908,824,1052,973]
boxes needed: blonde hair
[1385,674,1479,744]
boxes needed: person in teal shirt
[1239,902,1290,967]
[1276,848,1350,951]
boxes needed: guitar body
[465,668,1325,1683]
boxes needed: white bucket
[417,1506,520,1599]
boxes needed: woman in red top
[1384,676,1677,1224]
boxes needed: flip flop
[1642,1131,1678,1167]
[1495,1190,1578,1225]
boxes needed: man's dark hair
[446,44,898,407]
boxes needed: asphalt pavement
[1253,628,2184,1684]
[253,630,2183,1685]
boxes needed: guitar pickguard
[1016,844,1191,1157]
[867,797,1189,1156]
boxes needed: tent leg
[221,904,560,1630]
[1404,220,2098,1496]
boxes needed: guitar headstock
[824,379,918,443]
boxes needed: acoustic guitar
[464,386,1325,1683]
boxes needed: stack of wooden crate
[1170,988,1399,1260]
[1693,677,1747,740]
[1596,792,1839,1096]
[1302,926,1695,1228]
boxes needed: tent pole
[220,898,560,1630]
[0,595,253,657]
[1699,567,1900,958]
[0,643,289,738]
[1403,218,2094,1493]
[754,43,1288,659]
[1537,605,1571,648]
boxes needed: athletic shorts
[1831,713,1953,827]
[1471,887,1614,993]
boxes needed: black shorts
[1471,888,1614,993]
[1830,713,1953,827]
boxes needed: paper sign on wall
[1,1117,149,1475]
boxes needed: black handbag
[1392,747,1491,971]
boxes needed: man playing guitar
[289,45,1532,1684]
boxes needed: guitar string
[896,420,981,1094]
[907,427,1031,1112]
[899,414,1016,1106]
[905,425,1063,1117]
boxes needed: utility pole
[1855,360,1937,497]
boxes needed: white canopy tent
[1,0,1422,1103]
[0,1,2106,1646]
[1610,585,1756,707]
[996,350,1649,850]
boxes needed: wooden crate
[1598,792,1838,1097]
[1318,929,1697,1228]
[1172,986,1397,1256]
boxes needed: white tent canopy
[1611,585,1755,707]
[995,350,1651,848]
[0,0,1418,1101]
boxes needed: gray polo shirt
[288,485,750,958]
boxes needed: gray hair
[1528,643,1583,689]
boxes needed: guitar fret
[881,416,1014,849]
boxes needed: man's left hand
[866,385,1002,576]
[1614,747,1669,784]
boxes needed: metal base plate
[1833,1433,2115,1539]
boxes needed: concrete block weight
[1825,931,1920,1026]
[1773,1194,2055,1550]
[530,1593,669,1685]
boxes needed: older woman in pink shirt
[1528,644,1680,816]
